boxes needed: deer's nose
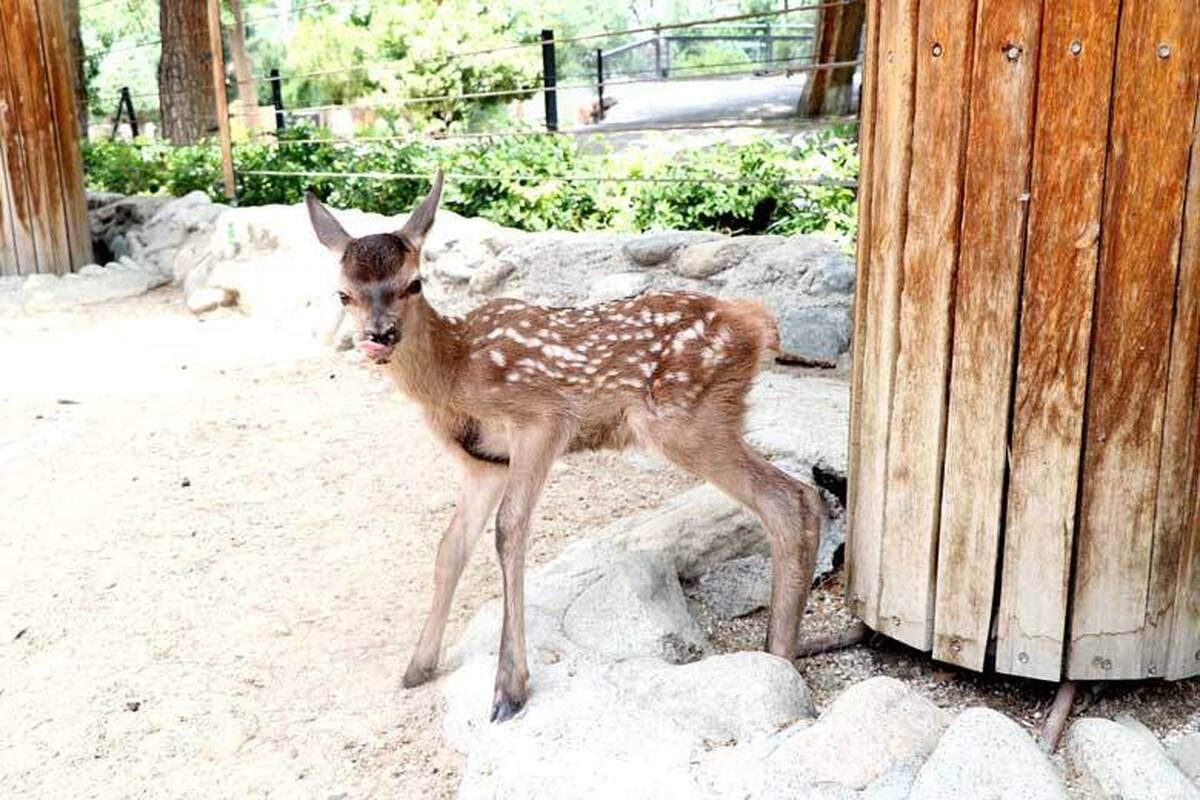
[366,325,398,347]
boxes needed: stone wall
[8,192,856,361]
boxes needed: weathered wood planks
[849,0,1200,683]
[1157,81,1200,682]
[1068,0,1200,681]
[994,0,1121,682]
[933,0,1042,670]
[876,0,976,652]
[846,0,881,597]
[0,0,92,275]
[846,0,919,635]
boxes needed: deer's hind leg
[655,423,822,660]
[403,462,507,688]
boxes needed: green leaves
[82,123,859,242]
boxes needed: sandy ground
[0,289,696,799]
[3,288,1197,799]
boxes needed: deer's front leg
[403,463,507,688]
[490,425,566,723]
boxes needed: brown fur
[306,177,822,723]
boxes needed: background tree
[65,0,88,137]
[226,0,258,129]
[158,0,217,144]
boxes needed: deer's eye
[337,291,352,306]
[403,278,422,297]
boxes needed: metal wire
[247,115,855,147]
[251,0,861,82]
[230,58,861,118]
[235,169,858,189]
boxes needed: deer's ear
[306,192,352,256]
[397,170,444,251]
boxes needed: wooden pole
[206,0,235,201]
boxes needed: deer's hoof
[489,693,526,723]
[401,663,435,689]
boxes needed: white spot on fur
[490,350,507,367]
[639,363,655,377]
[506,372,522,383]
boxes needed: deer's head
[306,171,444,363]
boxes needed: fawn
[306,173,822,722]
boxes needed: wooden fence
[0,0,92,276]
[849,0,1199,682]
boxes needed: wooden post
[0,0,92,275]
[206,0,236,200]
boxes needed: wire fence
[89,0,865,201]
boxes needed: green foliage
[82,124,859,241]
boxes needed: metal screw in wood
[1070,40,1082,55]
[931,42,943,58]
[1158,44,1171,59]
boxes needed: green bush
[81,124,859,241]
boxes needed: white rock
[1169,734,1200,785]
[587,272,651,302]
[908,707,1067,800]
[748,676,955,796]
[561,553,704,660]
[186,287,235,315]
[77,263,107,277]
[692,554,770,619]
[1065,717,1200,800]
[443,545,812,799]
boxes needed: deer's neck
[388,295,466,406]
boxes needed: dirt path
[0,289,696,798]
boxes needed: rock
[467,259,516,294]
[1065,717,1199,800]
[561,553,705,660]
[776,303,852,359]
[604,483,767,582]
[442,529,815,799]
[673,238,766,279]
[23,268,158,311]
[1115,712,1164,751]
[108,233,131,259]
[1169,734,1200,785]
[616,652,815,742]
[623,231,724,267]
[746,372,848,468]
[23,273,59,293]
[77,263,107,277]
[587,272,651,302]
[692,554,770,619]
[186,287,236,315]
[908,707,1067,800]
[715,676,951,798]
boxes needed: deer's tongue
[358,340,392,361]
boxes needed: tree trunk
[226,0,258,130]
[798,2,865,117]
[158,0,218,145]
[64,0,88,138]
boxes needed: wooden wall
[0,0,92,276]
[849,0,1200,682]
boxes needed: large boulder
[1065,718,1199,800]
[96,196,856,357]
[442,538,813,800]
[1170,734,1200,786]
[705,676,951,798]
[908,708,1067,800]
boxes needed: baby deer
[307,173,822,722]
